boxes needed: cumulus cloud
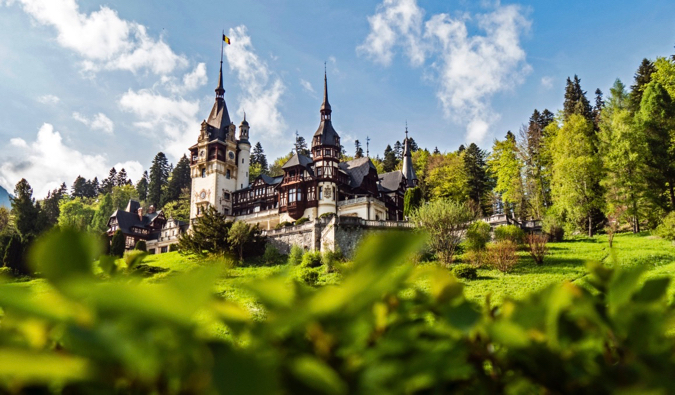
[36,94,60,104]
[357,0,426,66]
[72,111,114,134]
[0,123,142,198]
[8,0,187,75]
[359,0,531,142]
[163,62,209,94]
[224,25,286,143]
[300,78,315,93]
[119,89,200,160]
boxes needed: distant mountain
[0,186,10,209]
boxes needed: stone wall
[263,216,412,258]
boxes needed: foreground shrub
[5,229,675,394]
[410,199,477,266]
[451,263,477,280]
[527,233,549,265]
[464,221,492,251]
[294,217,310,226]
[123,250,147,270]
[288,245,304,265]
[487,240,518,272]
[493,225,525,244]
[656,212,675,242]
[262,245,285,266]
[301,251,322,268]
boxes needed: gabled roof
[282,153,314,169]
[109,200,166,237]
[378,171,405,193]
[339,157,376,188]
[260,174,284,185]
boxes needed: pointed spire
[320,65,331,116]
[402,125,417,187]
[215,60,225,100]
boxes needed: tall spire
[320,65,331,117]
[402,125,417,187]
[216,31,225,100]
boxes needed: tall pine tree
[251,142,269,173]
[354,140,364,158]
[11,179,41,240]
[136,171,149,202]
[563,75,593,123]
[163,155,191,206]
[629,58,656,112]
[147,152,170,208]
[463,143,491,215]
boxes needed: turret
[312,71,340,217]
[236,114,251,190]
[401,127,418,188]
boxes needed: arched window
[201,168,206,178]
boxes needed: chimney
[137,207,143,221]
[148,205,156,214]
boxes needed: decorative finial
[243,111,246,121]
[366,136,370,158]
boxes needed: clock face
[228,151,235,160]
[200,191,206,199]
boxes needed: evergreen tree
[162,188,191,222]
[147,152,170,208]
[71,176,88,198]
[563,75,593,122]
[433,147,440,155]
[403,186,423,218]
[115,168,130,187]
[178,206,234,256]
[393,141,403,160]
[383,145,397,173]
[101,168,117,194]
[355,140,364,158]
[3,235,27,275]
[407,137,419,152]
[458,144,466,153]
[11,179,41,240]
[463,143,491,215]
[90,193,114,234]
[42,186,66,227]
[629,58,656,112]
[636,81,675,211]
[136,171,149,202]
[88,177,100,197]
[251,142,269,173]
[522,109,554,218]
[592,88,604,128]
[110,229,125,257]
[295,135,309,156]
[163,155,191,206]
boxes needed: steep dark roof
[378,171,404,193]
[401,135,417,187]
[339,157,376,188]
[312,72,340,148]
[205,62,231,141]
[109,199,165,237]
[125,200,141,213]
[282,153,314,169]
[261,174,283,185]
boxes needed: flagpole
[221,29,224,64]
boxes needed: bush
[2,235,28,275]
[110,229,125,258]
[493,225,525,244]
[298,267,320,286]
[410,199,477,266]
[403,186,424,218]
[656,212,675,242]
[123,250,147,270]
[262,245,286,266]
[451,263,477,280]
[169,244,178,252]
[464,249,488,268]
[527,233,548,265]
[543,215,565,242]
[319,212,335,219]
[0,266,13,277]
[288,245,304,265]
[487,241,518,272]
[275,221,293,230]
[134,240,147,251]
[322,248,344,273]
[301,251,322,268]
[464,221,492,251]
[294,217,310,226]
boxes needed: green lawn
[6,232,674,315]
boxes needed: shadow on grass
[507,256,588,276]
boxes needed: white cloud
[357,0,426,66]
[163,62,208,94]
[359,1,531,143]
[72,111,114,134]
[224,25,286,143]
[541,76,553,89]
[9,0,187,75]
[0,123,142,198]
[119,89,200,160]
[36,94,60,104]
[300,78,315,93]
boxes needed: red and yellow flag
[223,34,231,45]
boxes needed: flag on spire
[223,34,231,45]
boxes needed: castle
[108,59,419,255]
[187,60,418,231]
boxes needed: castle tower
[188,59,240,219]
[401,127,418,188]
[311,71,341,217]
[236,114,251,190]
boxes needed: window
[226,169,231,179]
[296,188,302,202]
[201,168,206,178]
[319,187,323,200]
[242,158,244,164]
[325,149,331,157]
[289,188,296,203]
[317,167,323,176]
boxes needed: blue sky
[1,0,674,198]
